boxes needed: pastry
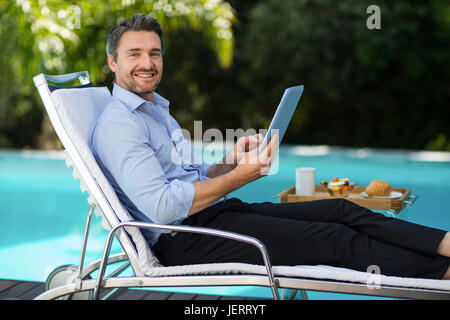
[365,179,391,196]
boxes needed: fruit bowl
[321,177,357,197]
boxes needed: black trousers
[153,198,450,279]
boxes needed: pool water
[1,146,449,299]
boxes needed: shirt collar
[112,82,170,112]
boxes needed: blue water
[1,147,449,299]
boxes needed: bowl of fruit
[321,177,357,197]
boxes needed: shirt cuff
[201,162,214,177]
[159,179,195,223]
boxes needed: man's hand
[224,134,264,165]
[231,133,279,186]
[189,134,278,216]
[207,134,264,178]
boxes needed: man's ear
[107,54,117,73]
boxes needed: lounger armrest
[43,71,91,84]
[94,221,279,299]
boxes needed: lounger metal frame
[32,71,450,300]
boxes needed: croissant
[365,179,391,196]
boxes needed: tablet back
[258,85,304,154]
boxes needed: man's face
[108,30,163,101]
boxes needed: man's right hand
[230,133,279,187]
[188,134,278,216]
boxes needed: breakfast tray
[278,185,418,216]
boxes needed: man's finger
[257,133,264,142]
[266,133,279,156]
[259,134,278,164]
[246,134,263,151]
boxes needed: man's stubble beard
[128,71,162,96]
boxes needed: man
[91,14,450,279]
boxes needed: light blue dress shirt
[90,83,218,246]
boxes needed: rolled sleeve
[154,179,195,224]
[189,145,214,178]
[199,162,214,177]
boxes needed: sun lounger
[32,71,450,300]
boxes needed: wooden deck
[0,278,258,300]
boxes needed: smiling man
[91,14,450,280]
[107,29,163,101]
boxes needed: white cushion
[50,87,162,273]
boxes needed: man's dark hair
[106,14,164,60]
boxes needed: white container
[295,167,316,196]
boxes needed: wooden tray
[279,185,411,211]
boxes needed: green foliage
[238,0,450,149]
[426,134,450,152]
[161,0,450,151]
[0,0,235,148]
[0,0,449,151]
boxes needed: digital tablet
[258,85,304,154]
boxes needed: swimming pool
[1,146,449,299]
